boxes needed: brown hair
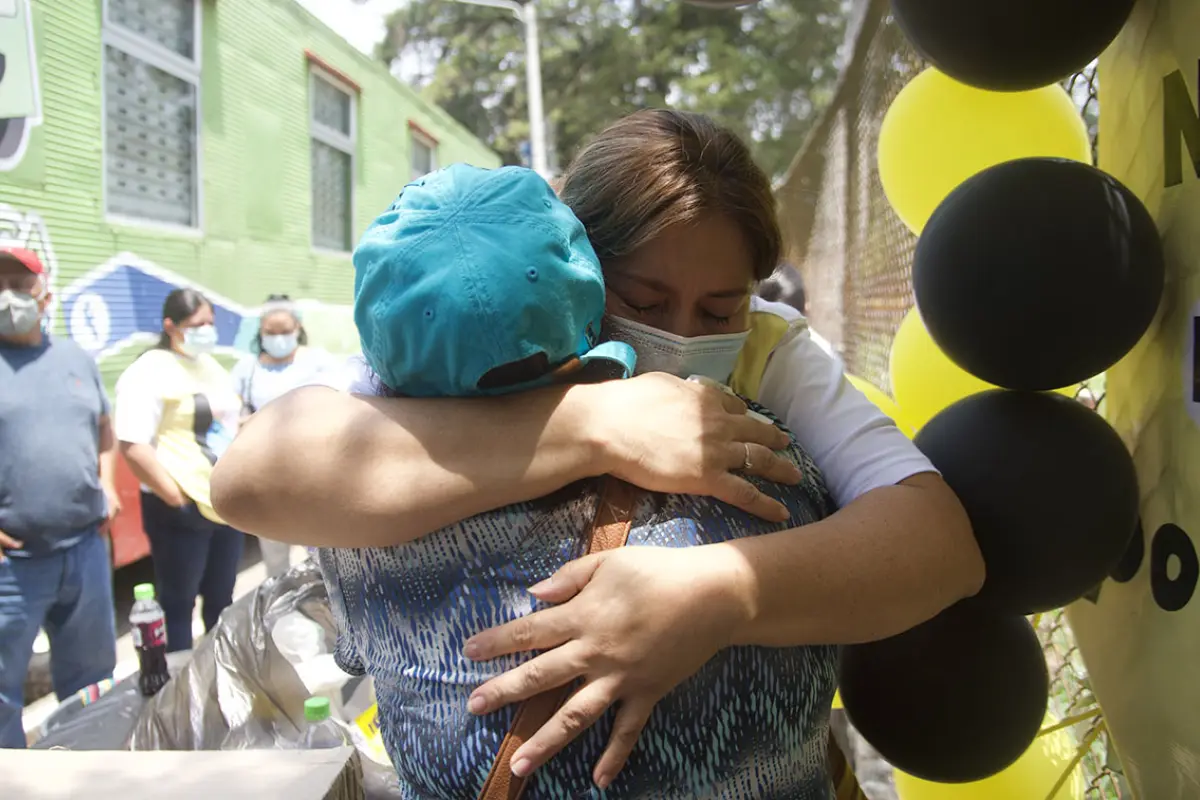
[558,109,781,281]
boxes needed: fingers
[526,552,607,604]
[509,678,620,779]
[0,530,23,550]
[732,414,791,451]
[728,442,802,485]
[686,375,749,416]
[467,643,588,716]
[463,605,575,661]
[592,699,655,790]
[715,389,748,416]
[710,473,790,522]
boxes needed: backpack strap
[477,477,640,800]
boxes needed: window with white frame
[310,68,356,252]
[410,127,438,181]
[102,0,200,228]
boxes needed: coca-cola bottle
[130,583,170,696]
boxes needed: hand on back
[584,372,803,522]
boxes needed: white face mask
[604,316,750,384]
[180,324,218,357]
[0,289,42,338]
[261,332,299,359]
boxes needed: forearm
[119,443,182,504]
[210,385,607,547]
[724,472,985,647]
[98,419,117,494]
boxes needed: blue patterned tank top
[319,405,838,799]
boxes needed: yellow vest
[728,308,809,402]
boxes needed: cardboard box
[0,746,365,800]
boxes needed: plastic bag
[37,558,401,799]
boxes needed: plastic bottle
[130,583,171,697]
[302,696,348,749]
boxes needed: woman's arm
[210,373,801,547]
[724,471,982,645]
[120,442,186,507]
[460,473,981,784]
[114,355,183,507]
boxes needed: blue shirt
[319,404,839,799]
[0,335,110,556]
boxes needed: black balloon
[891,0,1135,92]
[839,606,1048,783]
[915,158,1164,391]
[915,390,1140,614]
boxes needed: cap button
[526,267,539,283]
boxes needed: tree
[381,0,848,178]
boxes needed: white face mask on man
[0,289,42,338]
[604,315,750,384]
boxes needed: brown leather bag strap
[478,477,640,800]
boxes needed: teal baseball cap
[353,164,636,397]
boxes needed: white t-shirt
[323,298,936,508]
[750,297,936,507]
[230,346,340,413]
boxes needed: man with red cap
[0,247,120,748]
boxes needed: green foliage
[382,0,848,178]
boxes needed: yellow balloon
[889,308,1075,430]
[878,67,1092,234]
[846,375,916,438]
[893,714,1085,800]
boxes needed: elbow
[210,386,335,532]
[903,472,986,601]
[954,521,986,600]
[933,478,986,600]
[208,459,244,529]
[210,438,265,533]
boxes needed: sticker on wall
[0,0,43,171]
[59,253,250,360]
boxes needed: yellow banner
[1066,1,1200,798]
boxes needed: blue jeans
[0,531,117,748]
[140,493,244,653]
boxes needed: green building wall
[0,0,500,388]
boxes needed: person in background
[0,247,120,749]
[755,261,807,312]
[115,288,243,652]
[755,262,837,355]
[230,294,336,578]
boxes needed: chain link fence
[777,0,1123,795]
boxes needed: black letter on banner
[1150,523,1199,612]
[1163,65,1200,188]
